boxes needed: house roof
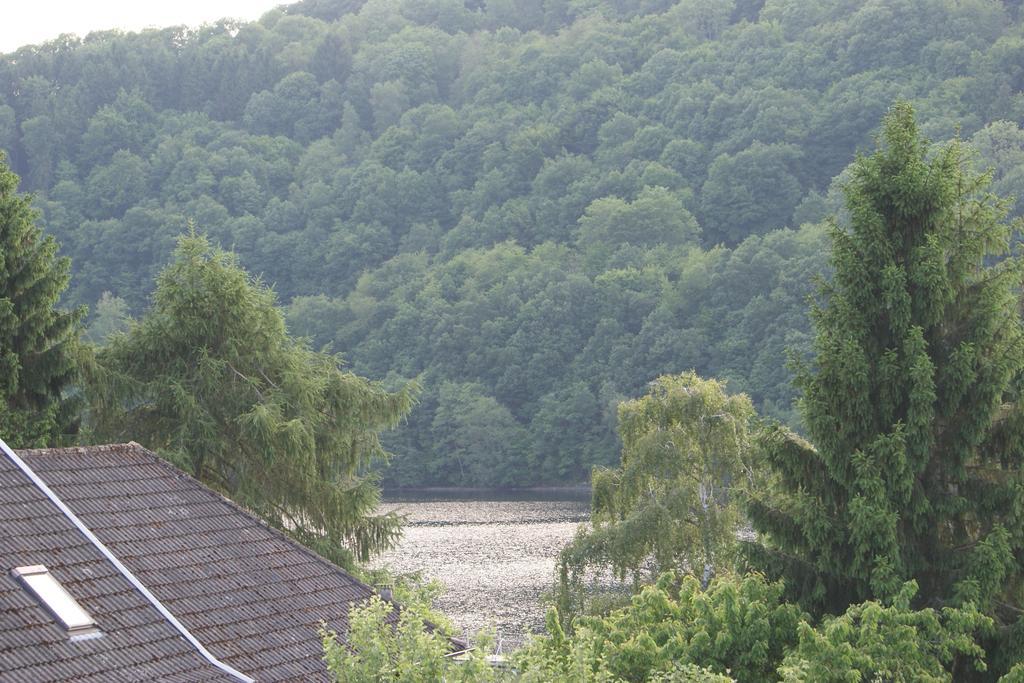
[8,442,397,682]
[0,446,237,683]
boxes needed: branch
[226,361,265,400]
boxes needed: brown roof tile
[0,452,236,682]
[16,443,397,682]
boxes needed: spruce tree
[0,153,82,446]
[746,104,1024,643]
[86,234,418,566]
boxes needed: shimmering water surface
[373,490,590,649]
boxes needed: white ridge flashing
[1,437,255,683]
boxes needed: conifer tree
[746,104,1024,648]
[85,233,417,566]
[0,153,82,446]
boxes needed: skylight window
[11,565,99,638]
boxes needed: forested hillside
[3,0,1024,485]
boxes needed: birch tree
[558,372,759,616]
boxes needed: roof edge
[19,441,391,609]
[3,437,255,683]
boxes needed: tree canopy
[4,0,1023,484]
[519,573,992,682]
[85,233,417,565]
[557,372,759,617]
[0,152,81,446]
[747,103,1024,667]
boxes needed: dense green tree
[19,115,57,190]
[672,0,736,41]
[971,120,1024,218]
[78,89,157,168]
[0,104,16,155]
[777,581,990,682]
[5,0,1024,488]
[0,153,82,446]
[575,186,699,271]
[83,291,130,345]
[746,104,1024,670]
[530,381,612,481]
[700,142,804,245]
[322,595,501,683]
[429,381,531,487]
[521,573,798,683]
[83,150,149,219]
[85,233,417,565]
[283,226,823,488]
[243,71,321,139]
[520,572,992,682]
[326,572,998,682]
[558,373,759,617]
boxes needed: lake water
[373,490,591,650]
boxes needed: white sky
[1,0,286,54]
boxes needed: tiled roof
[13,443,397,682]
[0,449,236,683]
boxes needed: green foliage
[83,291,130,345]
[747,103,1024,672]
[970,120,1024,218]
[558,373,760,617]
[297,227,823,487]
[354,565,450,627]
[1002,663,1024,683]
[671,0,736,42]
[5,0,1024,486]
[700,143,804,244]
[429,381,531,487]
[522,573,790,682]
[647,664,736,683]
[520,574,997,683]
[575,186,699,271]
[339,548,997,682]
[6,2,1024,489]
[0,153,82,446]
[778,582,991,682]
[84,233,417,565]
[321,595,502,683]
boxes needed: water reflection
[373,490,590,649]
